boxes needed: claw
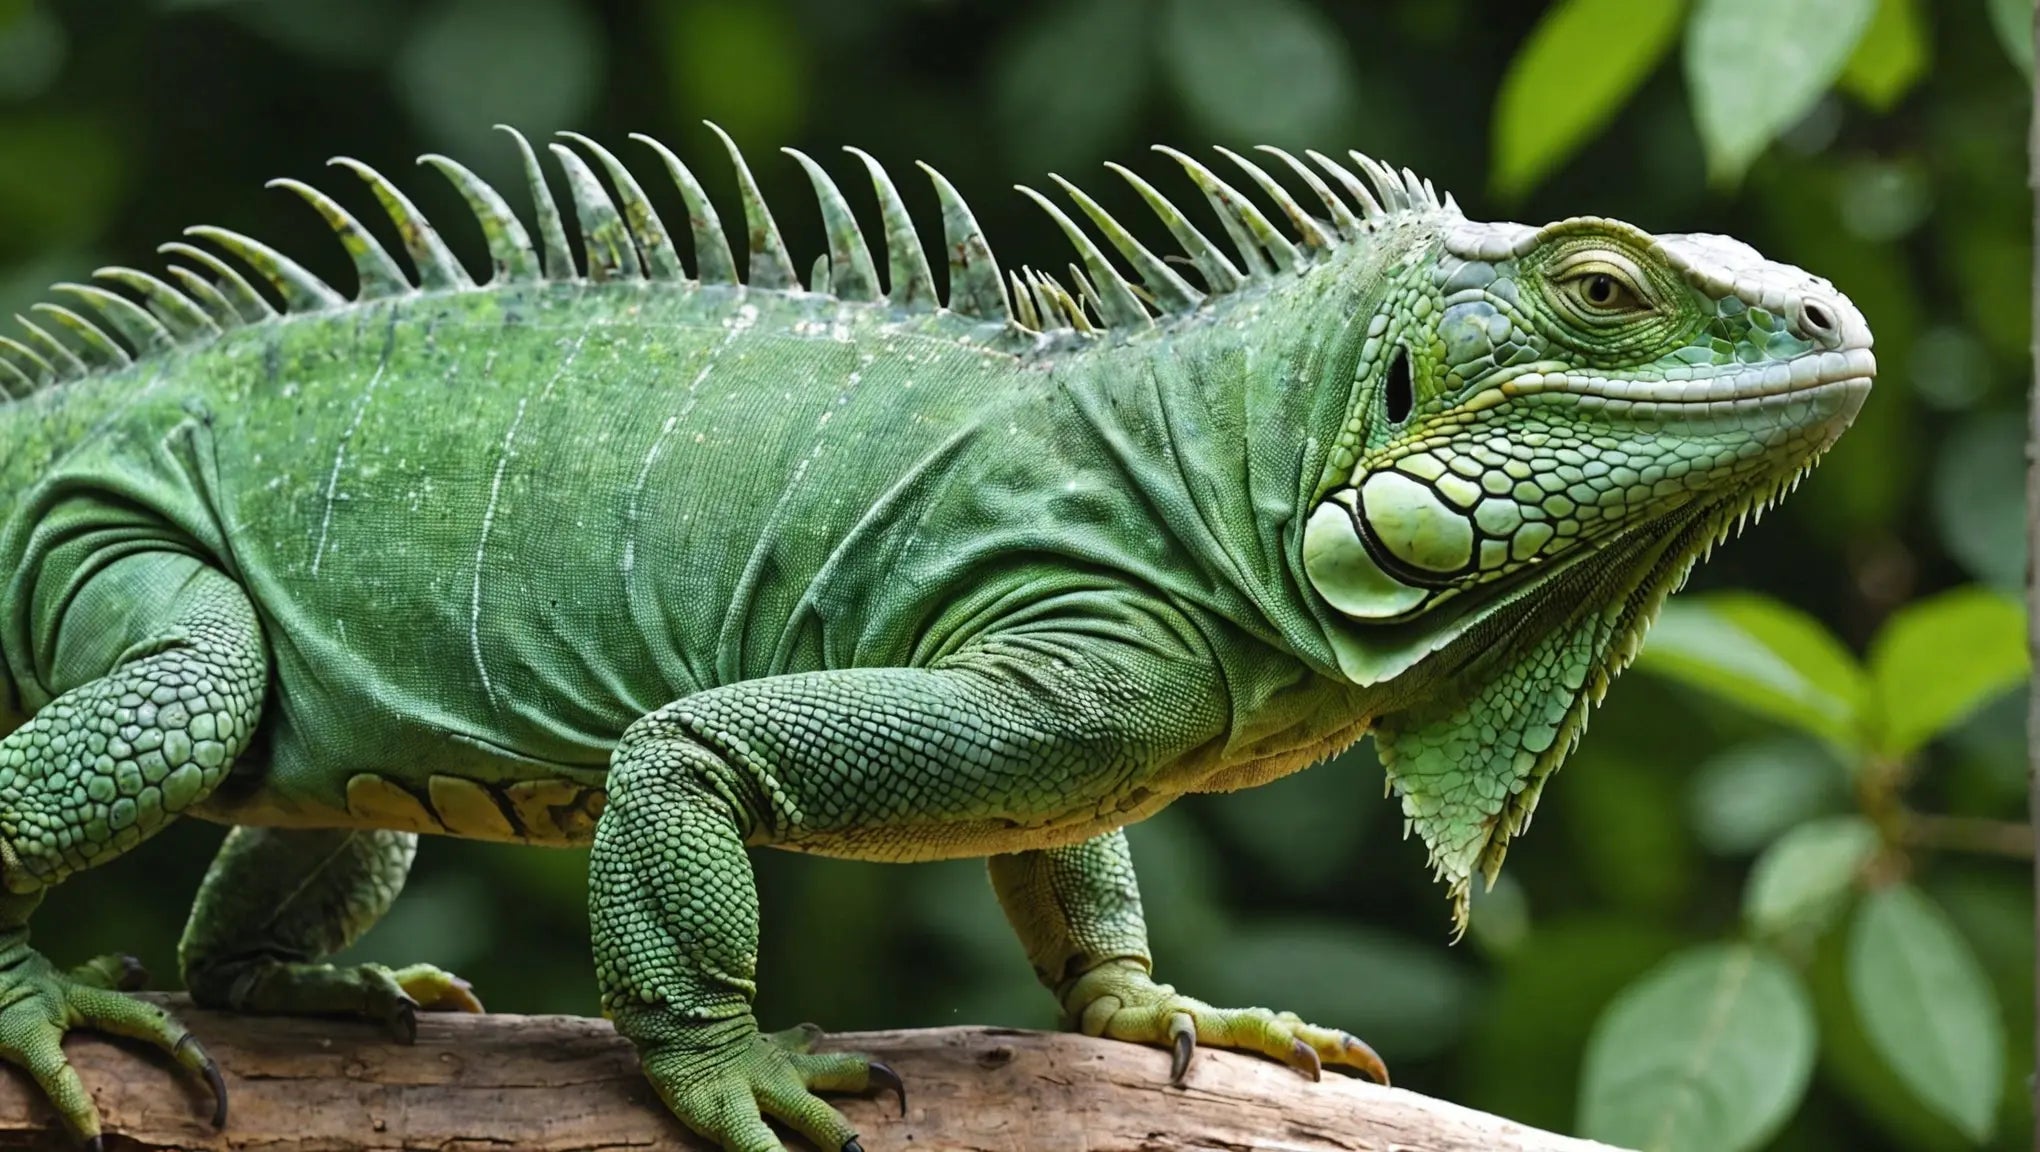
[1167,1012,1196,1085]
[435,973,485,1014]
[82,1138,102,1152]
[1340,1032,1391,1087]
[175,1033,229,1127]
[112,954,149,992]
[842,1140,863,1152]
[204,1057,229,1127]
[867,1060,906,1117]
[387,996,419,1045]
[1289,1037,1322,1082]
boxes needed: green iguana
[0,123,1871,1151]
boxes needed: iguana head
[1303,214,1871,629]
[1298,212,1872,929]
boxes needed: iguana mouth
[1496,346,1876,407]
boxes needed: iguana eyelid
[1547,251,1655,317]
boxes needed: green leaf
[1579,943,1816,1152]
[1986,0,2035,78]
[1684,0,1878,182]
[1160,0,1359,146]
[1490,0,1686,199]
[1868,586,2028,757]
[1849,884,2005,1141]
[1688,736,1851,856]
[1635,592,1868,748]
[990,0,1149,176]
[1742,815,1878,939]
[1836,0,1928,111]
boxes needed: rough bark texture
[0,997,1625,1152]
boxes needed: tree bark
[0,997,1624,1152]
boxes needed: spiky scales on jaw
[0,120,1874,1150]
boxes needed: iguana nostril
[1797,298,1839,343]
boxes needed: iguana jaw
[1300,356,1869,635]
[1493,345,1875,409]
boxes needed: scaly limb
[0,557,264,1144]
[593,600,1224,1151]
[991,830,1389,1088]
[180,827,483,1043]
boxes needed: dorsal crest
[0,126,1453,400]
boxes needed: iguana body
[0,126,1871,1151]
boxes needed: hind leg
[180,826,482,1042]
[0,553,265,1144]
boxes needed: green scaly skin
[0,127,1871,1150]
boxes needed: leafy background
[0,0,2033,1149]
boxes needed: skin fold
[0,128,1870,1151]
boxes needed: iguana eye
[1555,261,1651,317]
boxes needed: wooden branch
[0,997,1627,1152]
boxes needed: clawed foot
[0,947,225,1146]
[190,957,484,1046]
[1063,959,1390,1087]
[633,1018,903,1152]
[375,962,485,1043]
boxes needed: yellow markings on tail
[344,772,606,846]
[344,774,443,835]
[428,776,519,840]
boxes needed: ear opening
[1384,346,1412,424]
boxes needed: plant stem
[1900,813,2035,860]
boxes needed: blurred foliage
[1631,586,2029,1149]
[0,2,2031,1150]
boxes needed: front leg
[593,613,1224,1151]
[990,830,1390,1086]
[593,717,896,1152]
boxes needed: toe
[65,953,148,992]
[1333,1031,1390,1086]
[642,1049,784,1152]
[389,964,485,1014]
[5,1018,100,1145]
[1286,1021,1390,1086]
[65,984,229,1126]
[756,1079,860,1152]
